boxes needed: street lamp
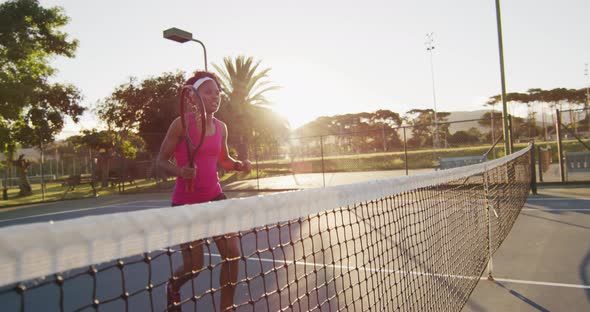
[425,32,439,149]
[494,0,512,155]
[163,27,208,71]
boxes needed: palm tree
[213,56,280,159]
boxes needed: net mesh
[0,145,532,312]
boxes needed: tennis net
[0,145,533,311]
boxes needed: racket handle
[185,179,194,192]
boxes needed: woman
[157,71,251,312]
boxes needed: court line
[522,208,590,212]
[527,198,590,201]
[489,277,590,289]
[0,200,170,224]
[205,253,590,290]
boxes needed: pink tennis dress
[172,116,223,205]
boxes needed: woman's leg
[214,234,240,312]
[167,239,205,311]
[173,240,205,289]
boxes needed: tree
[138,73,186,153]
[404,109,450,148]
[73,129,116,187]
[371,109,403,151]
[448,127,482,146]
[293,110,403,154]
[0,0,85,196]
[13,154,32,195]
[1,137,17,198]
[526,88,550,140]
[97,72,185,154]
[490,88,590,138]
[239,105,290,160]
[485,92,531,143]
[213,56,280,159]
[478,111,504,142]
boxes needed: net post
[537,145,544,183]
[555,109,565,182]
[320,135,326,188]
[529,141,538,195]
[403,127,409,176]
[483,170,495,281]
[255,139,260,191]
[509,114,514,154]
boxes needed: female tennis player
[157,71,251,311]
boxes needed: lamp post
[494,0,512,155]
[585,63,589,133]
[425,32,439,149]
[585,63,589,106]
[163,27,208,71]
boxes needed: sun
[271,102,317,131]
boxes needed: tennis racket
[179,85,207,192]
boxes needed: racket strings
[180,87,207,171]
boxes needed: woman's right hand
[178,166,197,179]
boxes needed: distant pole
[541,102,547,141]
[585,63,589,132]
[381,124,387,152]
[40,141,45,201]
[494,0,512,155]
[491,105,497,158]
[403,127,409,176]
[320,136,326,188]
[555,109,565,182]
[529,141,537,195]
[425,33,439,149]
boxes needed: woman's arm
[218,120,251,172]
[157,117,196,179]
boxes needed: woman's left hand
[235,160,252,173]
[241,160,252,173]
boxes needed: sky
[36,0,590,138]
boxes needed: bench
[63,174,94,190]
[62,174,96,199]
[565,152,590,179]
[438,155,487,170]
[109,176,136,188]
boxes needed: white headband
[192,77,215,91]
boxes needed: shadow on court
[463,185,590,312]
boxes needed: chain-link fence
[536,107,590,183]
[232,117,507,191]
[3,113,587,202]
[1,155,93,187]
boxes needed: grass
[254,145,506,174]
[2,182,105,207]
[247,139,588,176]
[2,139,587,208]
[0,178,177,208]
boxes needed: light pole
[163,27,208,71]
[585,63,589,133]
[425,32,439,149]
[585,63,589,107]
[494,0,512,155]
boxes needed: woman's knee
[215,235,240,259]
[181,241,204,269]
